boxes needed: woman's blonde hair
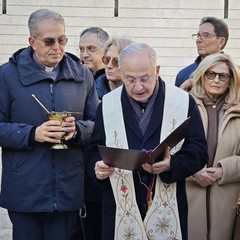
[191,53,240,105]
[103,37,133,55]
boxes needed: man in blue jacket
[175,16,229,87]
[0,9,99,240]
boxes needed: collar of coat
[10,47,91,86]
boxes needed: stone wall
[0,0,240,84]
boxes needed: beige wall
[0,0,240,84]
[0,0,240,239]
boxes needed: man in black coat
[85,42,208,240]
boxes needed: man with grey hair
[79,27,109,79]
[175,16,229,87]
[71,26,109,240]
[85,42,208,239]
[0,9,99,240]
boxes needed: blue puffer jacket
[0,47,99,212]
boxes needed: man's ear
[156,65,160,75]
[219,37,226,50]
[29,36,36,50]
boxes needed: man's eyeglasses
[102,56,119,68]
[124,75,152,85]
[205,71,231,82]
[33,35,68,47]
[192,32,217,41]
[79,46,98,54]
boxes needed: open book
[98,117,191,171]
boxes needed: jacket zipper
[50,83,57,210]
[50,83,55,111]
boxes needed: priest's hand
[95,160,114,180]
[142,147,171,174]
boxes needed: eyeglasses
[102,56,119,68]
[79,45,98,54]
[33,35,68,46]
[124,75,152,85]
[205,71,231,82]
[192,32,217,41]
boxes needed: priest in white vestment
[85,43,208,240]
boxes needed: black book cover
[98,117,190,171]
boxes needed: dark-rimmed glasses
[205,71,231,82]
[102,56,119,68]
[192,32,217,41]
[33,35,68,47]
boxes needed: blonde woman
[95,37,133,100]
[185,53,240,240]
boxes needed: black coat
[85,80,208,240]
